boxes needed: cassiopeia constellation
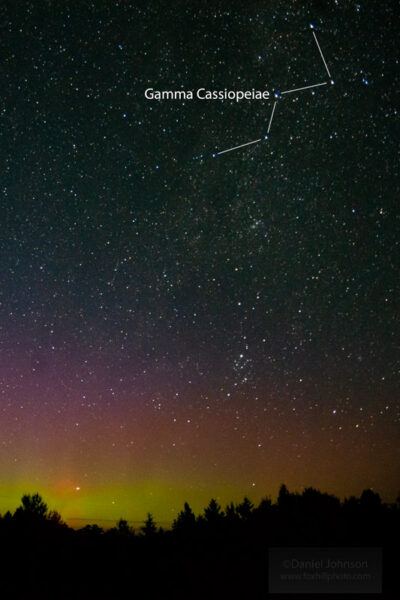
[144,88,271,102]
[145,26,333,155]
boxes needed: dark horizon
[1,485,396,596]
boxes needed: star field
[0,1,398,523]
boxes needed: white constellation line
[216,138,262,155]
[312,30,332,78]
[280,82,327,95]
[267,101,277,134]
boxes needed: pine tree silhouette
[14,493,48,520]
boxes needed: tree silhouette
[173,502,196,533]
[15,493,48,519]
[117,518,133,536]
[301,487,340,513]
[204,498,224,524]
[47,510,65,525]
[236,497,254,520]
[277,483,290,507]
[225,502,240,524]
[257,497,272,512]
[78,524,104,535]
[360,489,382,509]
[142,513,157,537]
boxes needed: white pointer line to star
[217,138,262,155]
[312,30,332,79]
[267,101,277,134]
[280,81,327,95]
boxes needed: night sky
[0,1,398,526]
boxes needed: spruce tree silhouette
[277,483,290,507]
[225,502,240,525]
[236,497,254,521]
[173,502,196,534]
[142,513,157,537]
[204,498,223,522]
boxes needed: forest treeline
[0,485,398,598]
